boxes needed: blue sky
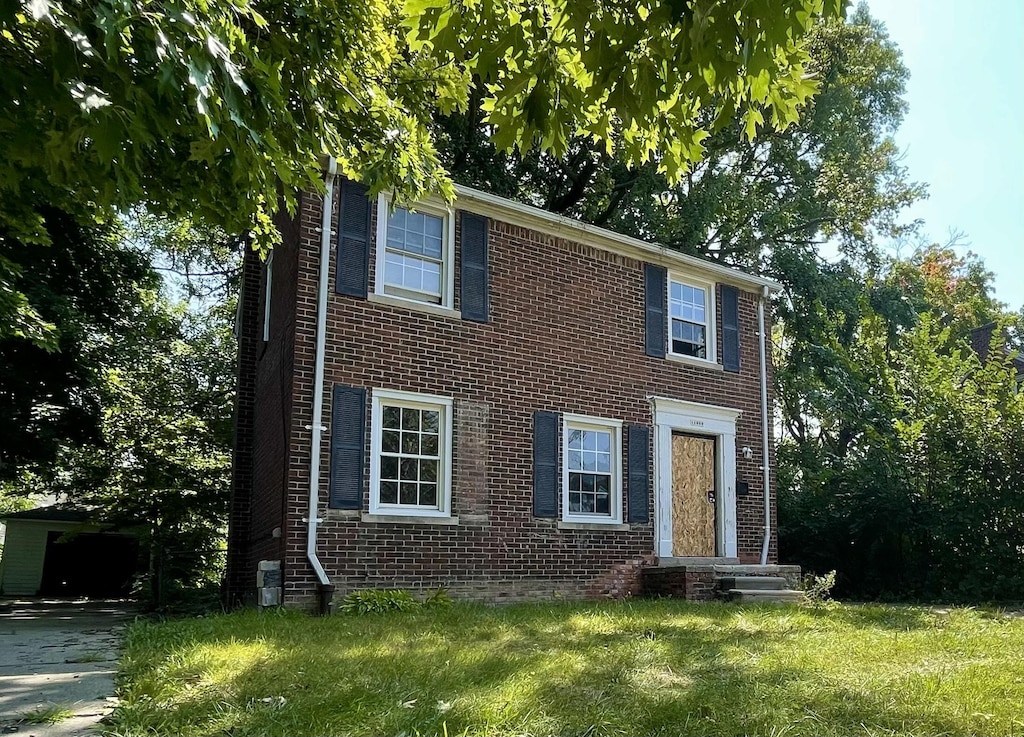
[866,0,1024,309]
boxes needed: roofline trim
[453,184,783,293]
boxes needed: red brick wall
[239,186,778,608]
[224,243,262,606]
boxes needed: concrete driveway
[0,600,134,737]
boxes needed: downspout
[758,285,772,565]
[306,156,337,612]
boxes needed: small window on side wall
[375,195,454,307]
[562,415,623,524]
[669,276,716,362]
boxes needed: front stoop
[642,560,803,602]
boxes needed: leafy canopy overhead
[407,0,842,182]
[2,0,841,244]
[2,0,840,343]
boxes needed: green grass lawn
[107,600,1024,737]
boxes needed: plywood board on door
[671,433,716,556]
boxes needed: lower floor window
[370,389,452,516]
[562,415,623,523]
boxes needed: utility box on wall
[257,560,282,607]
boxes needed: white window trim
[667,273,717,365]
[369,388,454,518]
[374,193,456,310]
[561,413,624,525]
[262,250,274,342]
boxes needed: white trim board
[454,185,781,294]
[650,396,742,559]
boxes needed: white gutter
[758,286,772,565]
[305,156,337,588]
[453,184,783,294]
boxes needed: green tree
[2,0,839,342]
[3,211,238,609]
[0,208,156,479]
[436,4,916,270]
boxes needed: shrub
[339,589,419,615]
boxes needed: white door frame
[650,396,742,558]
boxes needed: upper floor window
[669,277,716,362]
[562,415,623,524]
[375,195,454,307]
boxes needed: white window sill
[666,353,723,371]
[558,521,630,531]
[368,293,461,320]
[362,513,460,525]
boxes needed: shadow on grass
[106,601,1000,737]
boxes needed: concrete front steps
[717,575,804,603]
[642,559,804,602]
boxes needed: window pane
[425,215,443,239]
[382,430,400,453]
[382,406,401,429]
[400,458,418,481]
[401,433,419,454]
[596,452,611,473]
[581,474,595,494]
[568,430,583,450]
[421,434,438,456]
[401,408,420,431]
[420,483,437,506]
[671,281,682,301]
[380,480,398,504]
[567,450,582,471]
[582,451,596,472]
[569,492,582,513]
[595,432,611,452]
[595,494,610,515]
[422,411,439,433]
[422,262,441,296]
[580,494,595,513]
[595,475,610,495]
[381,456,399,481]
[389,207,407,230]
[420,459,437,482]
[399,482,417,505]
[583,432,597,451]
[384,254,404,288]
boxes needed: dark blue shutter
[328,385,366,509]
[335,179,371,297]
[627,424,650,523]
[533,411,559,518]
[721,284,740,373]
[460,212,490,322]
[644,264,667,358]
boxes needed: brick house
[225,162,792,611]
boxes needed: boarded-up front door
[671,433,717,556]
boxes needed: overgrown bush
[339,588,452,615]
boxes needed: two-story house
[225,159,794,611]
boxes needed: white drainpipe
[305,157,337,590]
[758,286,772,565]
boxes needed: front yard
[108,600,1024,736]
